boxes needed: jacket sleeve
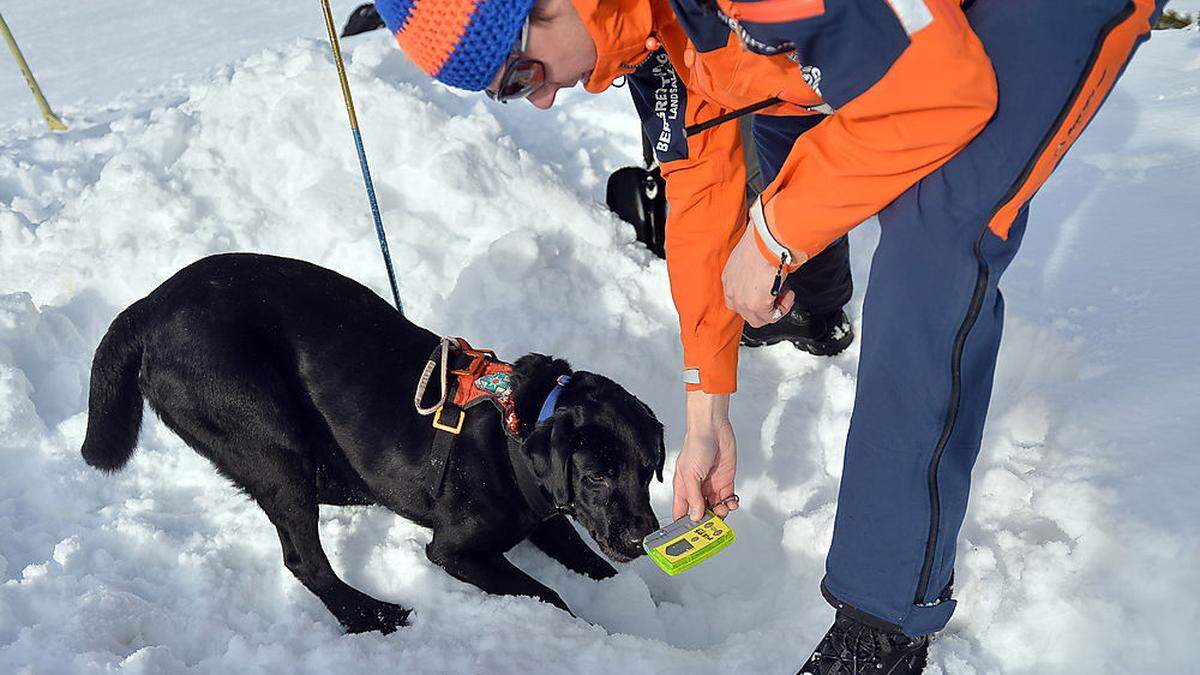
[659,96,748,394]
[747,0,998,266]
[626,50,749,394]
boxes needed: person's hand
[722,221,800,327]
[673,391,739,521]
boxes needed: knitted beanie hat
[376,0,536,91]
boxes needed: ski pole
[318,0,404,314]
[0,11,67,132]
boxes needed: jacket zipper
[912,1,1136,604]
[622,34,660,73]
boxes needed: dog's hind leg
[151,413,408,634]
[427,537,570,613]
[160,431,407,633]
[260,484,411,634]
[528,515,617,580]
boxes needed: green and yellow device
[643,511,736,576]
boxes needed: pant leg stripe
[987,0,1156,239]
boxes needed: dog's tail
[81,301,148,472]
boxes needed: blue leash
[351,127,402,313]
[320,0,403,314]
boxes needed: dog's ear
[522,408,578,506]
[633,398,665,483]
[655,435,665,483]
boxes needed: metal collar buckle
[432,406,465,434]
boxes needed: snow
[1166,0,1200,15]
[0,1,366,125]
[2,3,1199,674]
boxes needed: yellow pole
[0,11,67,131]
[317,0,403,311]
[319,0,361,130]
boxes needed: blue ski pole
[319,0,403,314]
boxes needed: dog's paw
[340,601,412,635]
[582,561,618,580]
[541,591,571,614]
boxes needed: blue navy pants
[753,114,853,316]
[752,0,1161,636]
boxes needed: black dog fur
[81,253,663,634]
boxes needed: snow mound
[2,30,1198,674]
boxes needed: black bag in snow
[341,3,386,37]
[605,133,667,260]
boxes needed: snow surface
[2,4,1199,674]
[1166,0,1200,15]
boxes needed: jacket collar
[570,0,660,93]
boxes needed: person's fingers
[724,278,776,326]
[752,308,776,327]
[683,472,706,522]
[710,492,729,518]
[738,297,778,328]
[672,471,689,521]
[702,470,738,517]
[702,473,736,517]
[775,290,796,318]
[716,483,738,513]
[700,479,714,505]
[722,285,738,315]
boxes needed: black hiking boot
[798,614,929,674]
[741,308,854,356]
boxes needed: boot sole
[740,325,854,357]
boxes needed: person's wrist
[685,390,730,430]
[750,196,805,273]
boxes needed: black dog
[81,253,663,633]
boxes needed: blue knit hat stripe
[433,0,536,91]
[375,0,417,34]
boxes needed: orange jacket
[570,0,997,393]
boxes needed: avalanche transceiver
[643,511,736,576]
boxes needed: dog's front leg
[528,515,617,580]
[427,541,570,613]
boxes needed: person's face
[487,0,597,109]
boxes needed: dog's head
[514,356,663,562]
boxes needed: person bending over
[376,0,1165,670]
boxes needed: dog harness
[414,337,571,521]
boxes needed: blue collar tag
[536,375,571,424]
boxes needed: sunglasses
[485,17,546,103]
